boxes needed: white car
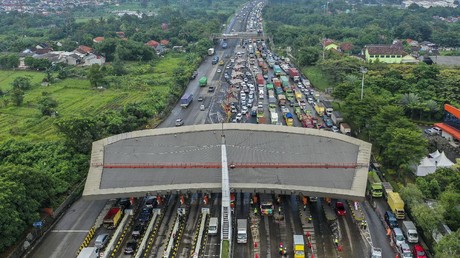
[241,106,248,114]
[236,113,243,121]
[175,119,184,126]
[217,69,222,73]
[331,126,339,133]
[424,127,441,135]
[307,97,314,104]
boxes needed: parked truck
[237,219,248,243]
[180,93,193,108]
[77,247,99,258]
[288,68,300,82]
[387,192,405,219]
[340,123,351,135]
[271,112,279,124]
[208,48,215,56]
[285,112,294,126]
[368,170,383,198]
[103,207,122,229]
[314,102,325,116]
[293,235,305,258]
[199,76,207,87]
[401,220,419,243]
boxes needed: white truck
[208,48,215,56]
[271,112,279,125]
[77,247,99,258]
[340,123,351,135]
[237,219,248,243]
[401,220,418,243]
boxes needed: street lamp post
[360,67,368,100]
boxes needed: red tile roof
[160,39,169,45]
[77,45,93,54]
[145,40,159,48]
[340,42,353,51]
[93,37,105,43]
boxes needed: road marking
[51,230,89,233]
[342,217,354,252]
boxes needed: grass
[302,66,331,91]
[0,54,187,142]
[221,240,229,258]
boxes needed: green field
[0,55,186,142]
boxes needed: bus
[259,194,274,215]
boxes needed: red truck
[288,68,300,82]
[256,73,265,87]
[103,207,123,229]
[272,78,281,88]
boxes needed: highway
[28,1,400,258]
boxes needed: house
[145,40,159,48]
[75,45,93,55]
[322,38,339,51]
[116,32,126,39]
[82,53,105,66]
[62,53,82,65]
[339,42,353,54]
[401,54,419,63]
[363,44,406,63]
[93,37,105,43]
[160,39,169,46]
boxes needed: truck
[285,112,294,126]
[271,112,279,124]
[322,101,334,116]
[180,93,193,108]
[274,65,282,76]
[278,94,286,106]
[208,48,215,56]
[368,170,383,198]
[280,76,289,88]
[288,68,300,82]
[285,89,295,102]
[295,90,302,102]
[314,102,325,116]
[77,247,99,258]
[331,111,343,125]
[272,78,281,88]
[382,181,393,199]
[266,83,274,91]
[256,73,265,87]
[401,220,419,243]
[237,219,248,243]
[268,90,276,105]
[259,194,274,215]
[387,192,405,219]
[275,86,284,96]
[293,235,305,258]
[257,108,266,124]
[103,207,122,229]
[199,76,207,87]
[340,123,351,135]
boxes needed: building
[434,104,460,142]
[322,38,339,51]
[363,44,407,63]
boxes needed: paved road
[28,199,106,258]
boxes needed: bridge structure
[211,31,266,40]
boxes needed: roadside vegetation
[0,0,242,253]
[264,0,460,256]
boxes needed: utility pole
[360,67,368,100]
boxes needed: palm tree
[400,93,420,119]
[425,100,439,121]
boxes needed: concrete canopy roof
[83,124,371,201]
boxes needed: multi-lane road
[28,1,400,258]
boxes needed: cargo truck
[208,48,215,56]
[180,93,193,108]
[266,83,274,91]
[273,78,281,88]
[274,65,282,76]
[278,94,286,106]
[382,181,394,199]
[260,194,274,215]
[340,123,351,135]
[271,112,279,124]
[199,76,207,87]
[331,111,343,125]
[103,207,122,229]
[314,102,325,116]
[275,86,284,96]
[268,90,276,105]
[256,73,265,87]
[77,247,99,258]
[387,192,405,219]
[368,170,383,198]
[293,235,305,258]
[285,112,294,126]
[401,220,418,243]
[322,101,334,116]
[280,76,289,88]
[288,68,300,82]
[237,219,248,243]
[257,109,266,124]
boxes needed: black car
[124,241,137,255]
[132,224,145,239]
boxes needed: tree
[38,93,58,116]
[439,187,460,231]
[400,93,420,119]
[382,128,427,178]
[87,64,105,88]
[55,117,102,153]
[11,76,31,91]
[297,47,320,66]
[435,229,460,257]
[10,88,24,106]
[399,183,424,207]
[111,55,127,76]
[412,203,444,240]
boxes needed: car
[226,65,231,69]
[331,126,339,133]
[244,77,248,82]
[384,211,398,229]
[235,113,243,121]
[307,97,314,104]
[197,96,203,102]
[412,244,427,258]
[263,74,268,79]
[175,118,184,126]
[124,241,137,255]
[246,71,252,76]
[208,86,215,93]
[309,196,318,202]
[217,69,222,73]
[95,233,110,249]
[200,104,205,111]
[191,71,198,79]
[145,196,157,208]
[424,127,441,135]
[371,247,382,258]
[335,202,346,216]
[400,243,412,258]
[241,106,248,115]
[231,107,237,113]
[132,224,145,239]
[325,119,333,127]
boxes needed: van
[208,217,218,235]
[95,233,109,249]
[401,220,418,243]
[392,228,405,247]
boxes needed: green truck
[199,76,207,87]
[280,76,289,88]
[368,170,383,198]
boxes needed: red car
[336,202,346,216]
[413,244,427,258]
